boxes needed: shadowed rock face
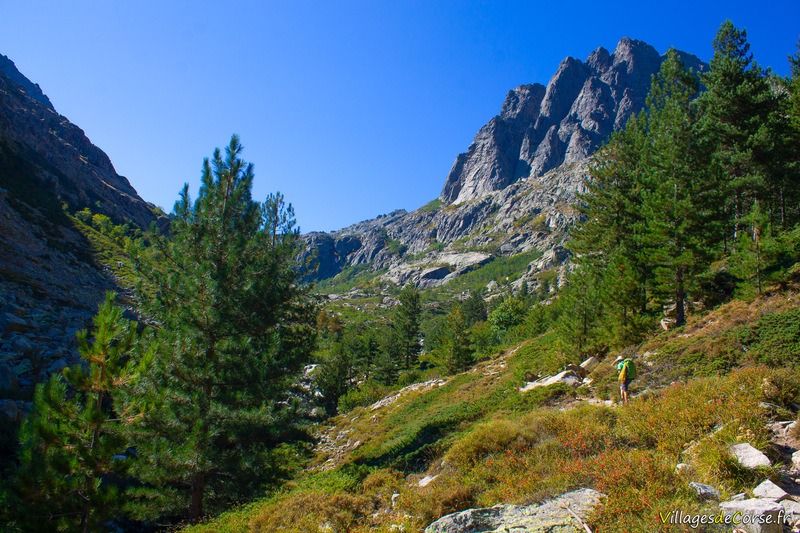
[0,54,160,395]
[301,39,705,287]
[440,38,704,205]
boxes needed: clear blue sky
[1,1,798,231]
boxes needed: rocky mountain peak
[440,38,705,205]
[0,54,54,110]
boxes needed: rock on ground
[519,370,582,392]
[752,479,788,501]
[688,481,720,501]
[424,488,605,533]
[730,443,771,469]
[718,498,784,533]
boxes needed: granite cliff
[301,38,705,292]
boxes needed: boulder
[781,499,800,522]
[730,443,771,469]
[424,488,605,533]
[752,480,787,501]
[579,356,599,373]
[688,481,720,501]
[792,450,800,471]
[519,370,582,392]
[718,498,783,533]
[675,463,692,476]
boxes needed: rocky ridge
[301,38,705,292]
[0,54,159,401]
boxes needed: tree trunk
[675,266,686,327]
[190,472,205,522]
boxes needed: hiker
[614,355,636,405]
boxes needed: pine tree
[697,21,784,233]
[461,290,487,326]
[570,112,653,340]
[443,307,474,373]
[394,285,422,369]
[13,293,135,532]
[640,49,710,327]
[124,136,316,522]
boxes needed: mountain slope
[301,39,705,292]
[188,283,800,532]
[0,54,159,396]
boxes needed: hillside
[188,284,800,532]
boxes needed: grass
[188,285,800,533]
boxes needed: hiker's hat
[613,355,624,363]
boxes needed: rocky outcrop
[0,53,160,395]
[301,160,589,291]
[441,38,704,206]
[424,488,605,533]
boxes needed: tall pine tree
[394,285,422,369]
[124,136,316,522]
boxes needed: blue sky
[1,1,798,231]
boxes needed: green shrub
[743,308,800,366]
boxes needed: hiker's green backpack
[622,359,636,380]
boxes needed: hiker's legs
[619,381,629,404]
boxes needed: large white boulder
[729,443,771,469]
[718,498,784,533]
[579,356,599,373]
[752,479,787,501]
[425,488,605,533]
[519,370,582,392]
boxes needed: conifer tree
[697,21,783,232]
[443,307,474,373]
[640,50,709,326]
[124,136,316,522]
[461,290,487,326]
[394,285,422,369]
[14,293,135,533]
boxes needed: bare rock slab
[719,498,784,533]
[730,443,771,469]
[424,488,605,533]
[752,479,788,501]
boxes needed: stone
[731,493,747,501]
[675,463,692,475]
[719,498,784,533]
[730,443,771,469]
[519,370,583,392]
[781,499,800,521]
[792,450,800,471]
[752,479,788,501]
[579,356,599,373]
[418,475,438,488]
[391,492,400,509]
[688,481,720,501]
[424,488,605,533]
[0,399,19,421]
